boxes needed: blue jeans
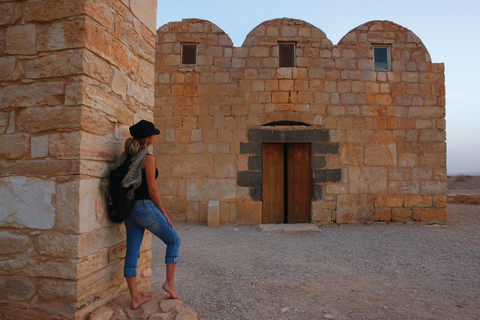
[124,199,181,278]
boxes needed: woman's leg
[126,277,151,309]
[124,223,151,309]
[139,201,181,299]
[163,263,178,299]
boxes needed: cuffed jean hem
[166,256,179,264]
[124,266,137,278]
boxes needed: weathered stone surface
[413,208,447,224]
[36,233,79,258]
[0,231,30,254]
[172,154,214,178]
[149,313,170,320]
[175,306,197,320]
[55,179,80,233]
[186,179,236,201]
[89,306,114,320]
[79,178,104,233]
[82,77,135,124]
[130,0,157,33]
[84,0,114,33]
[236,171,261,188]
[118,19,154,62]
[312,169,342,183]
[6,24,36,55]
[48,131,82,159]
[24,0,85,22]
[0,277,36,302]
[365,142,397,166]
[0,82,65,108]
[235,202,262,225]
[312,142,339,155]
[25,50,83,79]
[160,299,182,313]
[78,225,125,258]
[207,201,220,227]
[336,194,375,224]
[248,128,329,142]
[340,143,364,165]
[17,107,82,133]
[0,113,7,134]
[0,57,15,81]
[0,2,14,26]
[77,249,110,279]
[0,134,29,159]
[349,167,387,193]
[0,0,158,317]
[37,279,77,300]
[112,69,129,99]
[391,208,413,222]
[37,18,85,51]
[80,106,113,135]
[31,135,49,158]
[83,50,115,84]
[0,176,55,229]
[239,142,262,155]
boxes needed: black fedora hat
[129,120,160,139]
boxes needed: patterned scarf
[110,147,149,199]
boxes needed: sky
[156,0,480,175]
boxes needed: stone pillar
[0,0,156,319]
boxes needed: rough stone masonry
[0,0,156,319]
[154,18,446,226]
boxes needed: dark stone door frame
[236,128,341,203]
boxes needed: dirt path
[151,203,479,319]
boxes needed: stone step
[258,223,321,233]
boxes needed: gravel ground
[151,203,480,320]
[448,176,480,194]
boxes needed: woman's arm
[143,154,173,227]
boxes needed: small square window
[279,42,296,68]
[373,46,390,71]
[181,44,197,65]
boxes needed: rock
[175,306,197,320]
[148,313,170,320]
[160,299,182,313]
[89,306,114,320]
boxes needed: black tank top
[134,167,158,201]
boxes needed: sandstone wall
[0,0,156,319]
[154,18,446,225]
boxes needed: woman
[122,120,181,309]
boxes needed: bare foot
[131,294,152,310]
[163,283,179,300]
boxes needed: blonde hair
[124,137,147,156]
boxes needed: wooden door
[262,143,285,223]
[286,144,311,223]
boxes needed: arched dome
[338,20,431,62]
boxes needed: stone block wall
[0,0,156,319]
[155,18,446,225]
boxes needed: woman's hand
[163,212,174,228]
[156,203,173,228]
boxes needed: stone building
[0,0,156,319]
[0,8,446,319]
[154,18,446,225]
